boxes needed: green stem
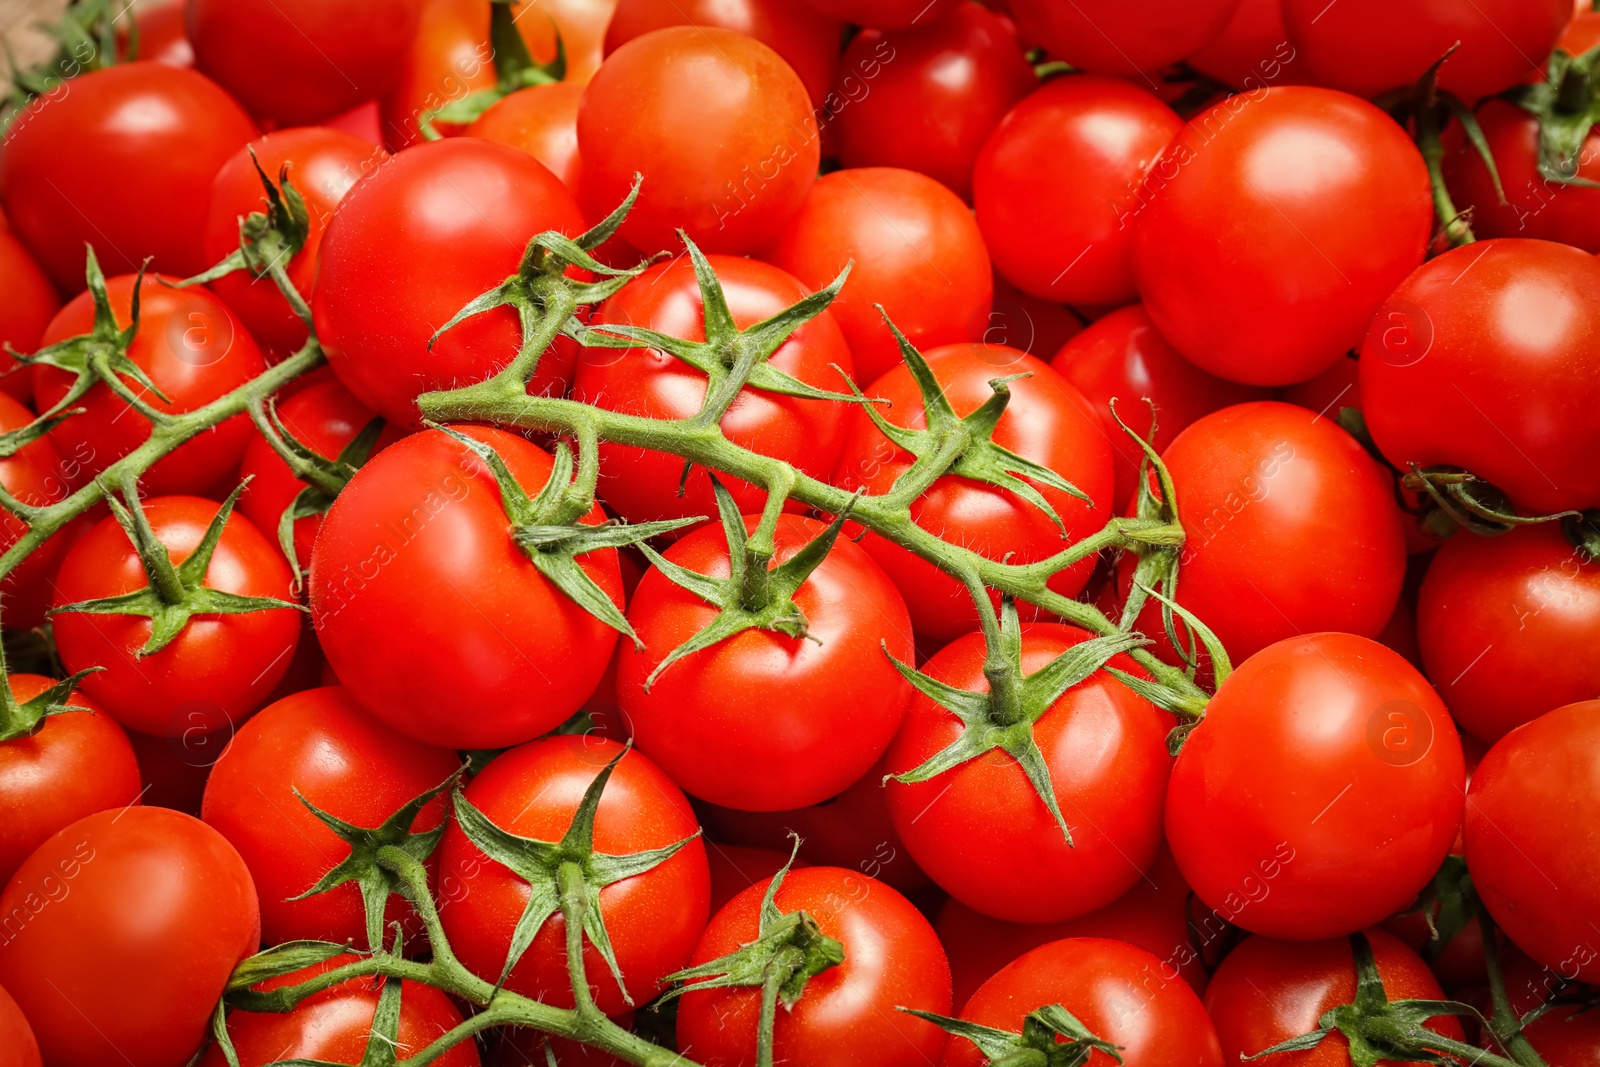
[1475,898,1551,1067]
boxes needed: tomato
[0,981,39,1067]
[1008,0,1240,74]
[1187,0,1303,90]
[0,228,59,403]
[0,675,140,886]
[313,138,586,427]
[1281,0,1570,103]
[1465,700,1600,983]
[437,736,710,1016]
[1359,239,1600,516]
[0,807,259,1067]
[577,27,819,255]
[1132,86,1431,387]
[1205,930,1464,1066]
[465,83,585,196]
[574,253,854,525]
[203,127,384,358]
[0,63,255,292]
[1488,951,1600,1066]
[1050,305,1270,507]
[513,0,618,85]
[987,274,1084,359]
[1166,633,1465,940]
[490,1025,629,1066]
[802,0,958,29]
[944,937,1222,1067]
[309,426,624,749]
[380,0,497,151]
[762,167,993,383]
[34,274,267,496]
[0,391,68,615]
[835,344,1114,642]
[705,844,801,914]
[976,76,1181,308]
[676,866,951,1066]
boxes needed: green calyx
[902,1003,1123,1067]
[1506,40,1600,188]
[1,0,131,131]
[1400,854,1475,966]
[419,0,566,137]
[0,639,100,743]
[1402,464,1580,538]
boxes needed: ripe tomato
[0,807,259,1067]
[577,27,819,254]
[975,76,1181,308]
[575,253,854,526]
[0,228,59,403]
[491,1024,628,1066]
[1359,239,1600,516]
[1187,0,1302,90]
[1465,700,1600,983]
[437,737,710,1016]
[0,675,140,886]
[380,0,497,151]
[0,981,39,1067]
[313,138,586,427]
[705,844,802,913]
[803,0,957,29]
[987,274,1084,359]
[762,167,993,383]
[513,0,617,85]
[1007,0,1240,75]
[1132,86,1431,387]
[309,426,624,749]
[944,937,1222,1067]
[120,0,193,67]
[0,63,255,291]
[617,514,914,811]
[835,344,1114,642]
[1166,633,1465,940]
[1488,950,1600,1065]
[0,391,69,615]
[676,866,951,1066]
[203,127,384,358]
[465,83,585,196]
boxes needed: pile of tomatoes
[0,0,1598,1065]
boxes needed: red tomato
[762,167,993,383]
[835,344,1114,642]
[0,391,69,617]
[944,937,1222,1067]
[976,76,1181,308]
[309,426,624,749]
[1132,86,1431,387]
[575,254,854,526]
[1359,239,1600,516]
[1007,0,1241,74]
[1166,633,1465,940]
[986,274,1084,359]
[0,63,255,291]
[313,138,586,428]
[490,1025,629,1066]
[1489,951,1600,1066]
[705,844,802,914]
[465,83,585,196]
[203,127,384,357]
[1187,0,1302,90]
[676,866,951,1066]
[0,982,39,1067]
[0,807,259,1067]
[187,0,422,126]
[0,675,140,885]
[0,228,59,402]
[436,737,710,1016]
[513,0,617,85]
[124,719,227,815]
[577,27,819,254]
[34,275,267,496]
[380,0,497,151]
[1465,700,1600,983]
[118,0,195,67]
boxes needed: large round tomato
[1132,86,1431,386]
[313,138,586,428]
[1166,633,1465,940]
[577,27,819,254]
[0,63,255,291]
[1007,0,1241,75]
[465,83,586,196]
[1465,700,1600,983]
[835,344,1114,642]
[0,228,59,402]
[676,866,951,1066]
[380,0,497,151]
[0,982,39,1067]
[976,76,1181,308]
[436,737,709,1016]
[617,514,914,811]
[0,807,259,1067]
[1359,239,1600,515]
[762,167,993,383]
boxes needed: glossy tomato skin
[803,0,957,29]
[313,138,586,428]
[1166,633,1465,941]
[945,937,1222,1067]
[577,27,819,255]
[120,0,193,67]
[204,127,384,357]
[0,63,256,291]
[0,807,260,1067]
[512,0,617,86]
[1465,701,1600,984]
[1359,239,1600,516]
[465,83,586,196]
[835,344,1114,642]
[976,76,1181,308]
[1187,0,1302,90]
[1008,0,1241,75]
[380,0,496,150]
[0,675,140,886]
[0,391,68,612]
[575,254,853,525]
[437,737,710,1016]
[676,866,951,1067]
[0,982,39,1067]
[52,496,302,738]
[762,167,993,383]
[987,274,1084,359]
[311,427,623,749]
[0,229,59,402]
[618,515,914,811]
[705,844,801,914]
[1132,86,1431,387]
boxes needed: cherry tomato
[117,0,194,67]
[0,63,255,291]
[1132,86,1431,387]
[513,0,618,85]
[803,0,957,29]
[0,981,39,1067]
[465,83,585,196]
[1007,0,1241,75]
[1187,0,1303,90]
[1166,633,1465,940]
[380,0,497,151]
[0,391,69,618]
[0,807,259,1067]
[986,274,1084,360]
[705,844,802,914]
[0,228,59,403]
[1488,950,1600,1066]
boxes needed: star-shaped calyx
[0,635,100,743]
[901,1003,1124,1067]
[177,150,311,315]
[419,0,564,136]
